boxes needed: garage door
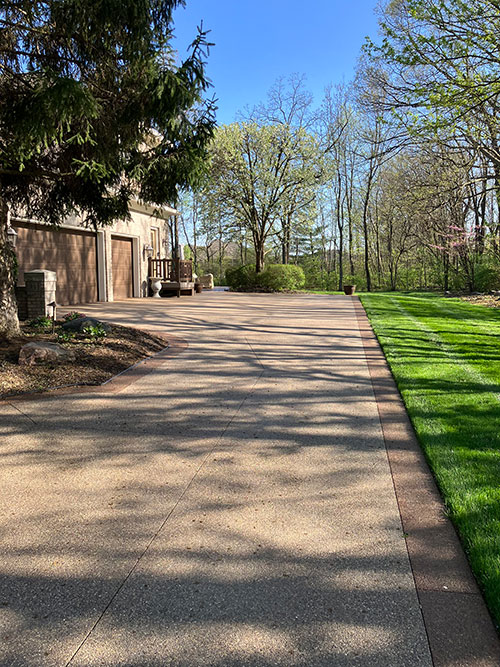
[14,222,98,305]
[111,236,134,299]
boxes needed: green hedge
[226,264,305,292]
[225,265,258,290]
[259,264,305,291]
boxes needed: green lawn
[360,292,500,629]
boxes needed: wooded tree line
[184,0,500,293]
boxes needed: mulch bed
[457,294,500,308]
[0,321,167,398]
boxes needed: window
[150,227,160,258]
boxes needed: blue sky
[172,0,381,125]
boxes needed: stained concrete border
[1,333,188,404]
[352,296,500,666]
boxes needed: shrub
[225,265,258,290]
[259,264,306,291]
[57,330,75,343]
[226,263,306,291]
[474,260,500,292]
[29,315,52,330]
[82,324,107,340]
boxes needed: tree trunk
[254,234,265,273]
[281,220,290,265]
[362,165,374,292]
[0,200,21,338]
[192,203,198,273]
[338,228,344,291]
[348,223,355,277]
[362,194,372,292]
[443,253,449,291]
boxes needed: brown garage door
[111,236,133,299]
[14,222,98,305]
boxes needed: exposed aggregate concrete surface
[0,292,446,665]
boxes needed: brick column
[24,270,57,319]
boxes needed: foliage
[365,0,500,153]
[259,264,305,291]
[226,263,305,291]
[361,292,500,629]
[203,121,320,273]
[225,264,258,290]
[82,323,107,340]
[29,315,52,330]
[0,0,216,226]
[57,330,75,343]
[474,260,500,293]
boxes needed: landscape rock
[62,317,111,333]
[19,341,76,366]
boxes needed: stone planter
[343,284,356,295]
[149,277,162,298]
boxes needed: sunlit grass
[360,292,500,629]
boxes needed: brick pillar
[24,270,57,319]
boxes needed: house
[12,201,177,305]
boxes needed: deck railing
[148,258,193,282]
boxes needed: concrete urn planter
[343,284,356,295]
[149,277,162,298]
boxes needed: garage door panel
[14,222,98,305]
[111,236,133,300]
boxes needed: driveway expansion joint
[65,363,265,666]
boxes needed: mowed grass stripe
[388,296,500,404]
[360,293,500,630]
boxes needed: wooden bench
[160,281,195,298]
[148,258,195,298]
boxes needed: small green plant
[57,330,76,343]
[29,315,52,330]
[82,323,107,340]
[63,311,86,321]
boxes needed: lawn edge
[353,296,500,666]
[0,332,188,404]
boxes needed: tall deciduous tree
[204,122,319,273]
[0,0,215,337]
[244,74,318,265]
[365,0,500,222]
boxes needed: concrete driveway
[0,292,497,666]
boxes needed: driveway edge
[352,296,500,667]
[1,333,188,404]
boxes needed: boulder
[62,317,111,333]
[19,341,76,366]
